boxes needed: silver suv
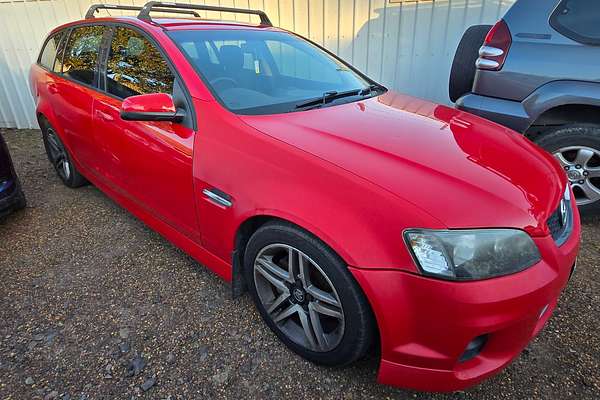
[450,0,600,216]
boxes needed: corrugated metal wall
[0,0,515,129]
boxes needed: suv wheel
[449,24,492,103]
[41,120,88,188]
[535,125,600,216]
[243,221,376,366]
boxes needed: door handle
[96,110,114,122]
[48,83,58,94]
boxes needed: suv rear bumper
[456,92,531,133]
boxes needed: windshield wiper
[359,83,386,96]
[294,89,362,110]
[295,84,386,111]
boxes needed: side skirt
[76,162,233,281]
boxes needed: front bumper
[350,216,580,392]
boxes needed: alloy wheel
[253,243,345,352]
[554,146,600,206]
[46,128,71,181]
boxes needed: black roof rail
[137,1,272,26]
[85,4,201,19]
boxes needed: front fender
[193,101,442,273]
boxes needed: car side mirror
[120,93,185,123]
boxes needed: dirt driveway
[1,128,599,399]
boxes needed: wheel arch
[525,103,600,139]
[230,211,357,298]
[230,212,382,357]
[36,110,51,130]
[35,89,60,131]
[523,81,600,139]
[36,108,68,148]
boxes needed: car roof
[151,17,279,30]
[51,15,282,35]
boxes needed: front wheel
[244,221,376,366]
[535,125,600,216]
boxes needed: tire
[449,24,492,103]
[13,188,26,210]
[244,221,376,366]
[535,125,600,216]
[40,119,88,188]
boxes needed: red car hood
[239,92,566,236]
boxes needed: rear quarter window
[550,0,600,45]
[53,30,69,74]
[39,32,64,70]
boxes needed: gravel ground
[0,128,599,400]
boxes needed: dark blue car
[0,133,26,218]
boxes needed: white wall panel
[0,0,515,129]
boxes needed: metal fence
[0,0,514,129]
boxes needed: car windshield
[168,29,383,115]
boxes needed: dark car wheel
[535,125,600,216]
[244,221,376,366]
[14,188,26,210]
[449,24,492,103]
[41,120,87,188]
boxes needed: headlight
[404,229,541,280]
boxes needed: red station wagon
[29,2,581,392]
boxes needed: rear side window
[105,27,174,99]
[53,30,69,74]
[62,25,105,86]
[550,0,600,45]
[39,32,64,70]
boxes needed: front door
[92,26,199,240]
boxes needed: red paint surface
[121,93,177,113]
[29,16,581,392]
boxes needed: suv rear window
[62,25,105,86]
[39,31,64,70]
[550,0,600,45]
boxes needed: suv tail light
[476,19,511,71]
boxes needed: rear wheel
[41,120,87,188]
[449,24,492,103]
[244,221,375,366]
[535,125,600,216]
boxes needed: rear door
[92,25,199,240]
[53,25,107,173]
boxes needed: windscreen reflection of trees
[62,26,104,85]
[107,28,174,98]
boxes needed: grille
[547,206,564,242]
[546,194,573,247]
